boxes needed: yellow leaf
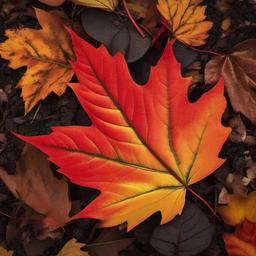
[72,0,118,11]
[0,8,74,114]
[57,239,88,256]
[0,246,13,256]
[217,191,256,226]
[157,0,213,46]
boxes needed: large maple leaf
[16,30,230,231]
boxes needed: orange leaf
[0,246,13,256]
[0,8,74,114]
[217,191,256,226]
[16,30,230,231]
[0,144,71,230]
[223,220,256,256]
[157,0,213,46]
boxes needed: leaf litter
[0,0,255,255]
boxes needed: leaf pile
[0,0,255,256]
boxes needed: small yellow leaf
[72,0,118,11]
[217,191,256,226]
[157,0,213,46]
[57,239,88,256]
[0,8,74,114]
[0,246,13,256]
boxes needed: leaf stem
[0,210,11,218]
[183,43,225,57]
[152,24,168,45]
[122,0,146,38]
[186,186,216,216]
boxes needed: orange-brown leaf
[224,220,256,256]
[0,144,71,230]
[0,8,74,113]
[217,191,256,226]
[157,0,213,46]
[0,246,13,256]
[16,30,230,231]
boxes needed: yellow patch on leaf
[57,239,88,256]
[157,0,213,46]
[72,0,118,11]
[0,8,74,114]
[217,191,256,226]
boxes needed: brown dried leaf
[205,39,256,125]
[219,173,249,204]
[0,144,71,230]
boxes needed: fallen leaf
[16,29,230,231]
[0,0,34,26]
[0,246,13,256]
[86,228,134,256]
[245,154,256,180]
[150,202,215,256]
[58,239,88,256]
[228,113,247,143]
[205,39,256,125]
[218,192,256,255]
[0,144,71,230]
[126,0,160,35]
[217,191,256,226]
[81,9,151,63]
[157,0,213,46]
[0,8,74,114]
[72,0,118,11]
[224,220,256,256]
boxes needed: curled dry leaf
[72,0,118,11]
[0,144,71,231]
[0,8,74,114]
[57,239,88,256]
[16,29,230,231]
[157,0,213,46]
[205,39,256,125]
[218,173,249,204]
[217,191,256,226]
